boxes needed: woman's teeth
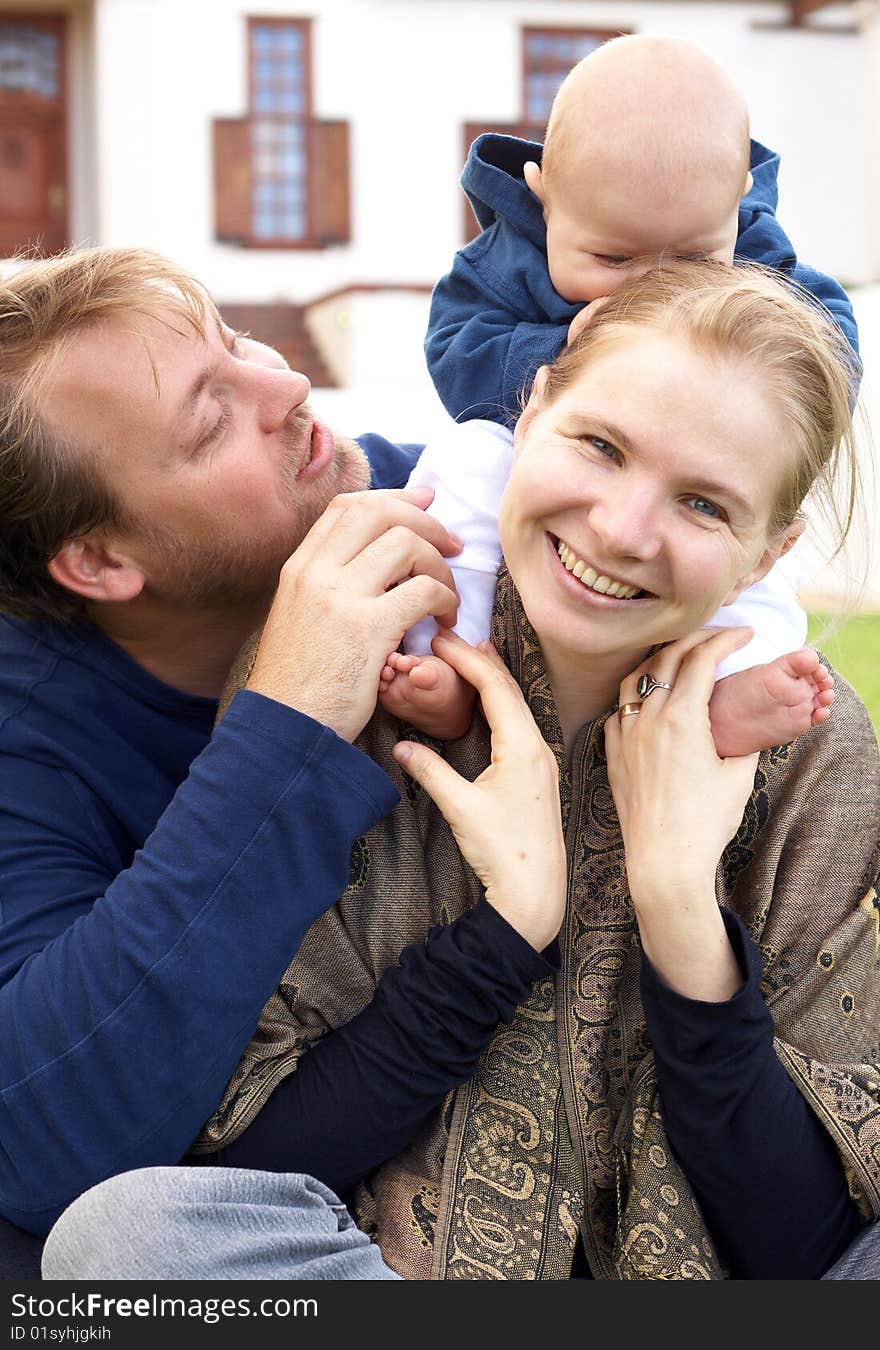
[556,540,642,599]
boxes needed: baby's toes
[388,651,419,675]
[786,647,822,680]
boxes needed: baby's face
[540,172,740,305]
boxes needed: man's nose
[257,365,311,433]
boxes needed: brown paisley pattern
[195,569,880,1279]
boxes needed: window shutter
[213,118,252,243]
[311,120,350,245]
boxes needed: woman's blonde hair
[541,260,861,552]
[0,246,216,623]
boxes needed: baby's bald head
[543,36,749,204]
[527,36,752,304]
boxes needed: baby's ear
[524,160,545,204]
[741,169,754,198]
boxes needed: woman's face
[499,327,797,661]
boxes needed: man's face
[44,308,369,607]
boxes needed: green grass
[808,612,880,733]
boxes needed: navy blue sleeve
[641,907,861,1279]
[359,434,423,489]
[0,690,399,1236]
[788,262,859,363]
[425,230,571,425]
[735,195,859,360]
[207,900,557,1194]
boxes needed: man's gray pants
[41,1168,400,1280]
[41,1165,880,1280]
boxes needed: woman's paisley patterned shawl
[196,568,880,1280]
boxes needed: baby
[380,36,854,754]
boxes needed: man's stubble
[133,421,369,611]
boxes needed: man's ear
[523,160,545,205]
[47,536,146,604]
[720,517,804,606]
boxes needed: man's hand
[246,488,461,742]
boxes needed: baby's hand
[378,651,476,741]
[708,648,834,758]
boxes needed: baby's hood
[460,133,548,249]
[744,140,782,216]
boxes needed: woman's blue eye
[590,437,616,457]
[686,496,721,518]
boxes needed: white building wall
[88,0,869,302]
[11,0,870,600]
[861,0,880,281]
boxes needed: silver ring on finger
[636,673,673,700]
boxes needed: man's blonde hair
[0,246,216,623]
[542,260,861,550]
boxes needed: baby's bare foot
[378,651,476,740]
[709,648,834,758]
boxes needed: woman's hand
[604,628,759,999]
[393,632,566,951]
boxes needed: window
[0,20,61,98]
[249,19,308,242]
[462,27,625,241]
[522,28,615,123]
[0,15,68,257]
[213,17,349,249]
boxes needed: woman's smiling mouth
[552,535,654,601]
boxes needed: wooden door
[0,15,67,257]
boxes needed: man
[0,245,476,1242]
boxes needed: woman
[44,263,880,1280]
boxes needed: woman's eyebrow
[564,414,637,453]
[564,414,757,522]
[687,476,756,523]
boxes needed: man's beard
[134,420,369,610]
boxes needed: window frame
[0,12,69,256]
[245,14,314,249]
[461,25,629,242]
[521,25,625,126]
